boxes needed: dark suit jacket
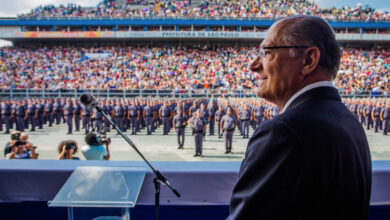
[228,86,372,220]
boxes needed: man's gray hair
[279,16,341,79]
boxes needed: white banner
[85,53,110,59]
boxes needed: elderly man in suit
[228,16,372,220]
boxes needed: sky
[0,0,388,46]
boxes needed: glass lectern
[49,166,146,220]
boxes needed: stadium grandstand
[0,0,388,98]
[0,1,389,220]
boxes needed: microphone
[79,93,99,110]
[78,93,181,220]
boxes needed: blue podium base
[1,202,390,220]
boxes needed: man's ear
[301,47,320,76]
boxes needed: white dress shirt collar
[282,81,334,113]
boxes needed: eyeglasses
[259,46,309,61]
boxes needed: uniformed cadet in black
[74,101,82,132]
[23,101,29,130]
[160,102,171,135]
[23,100,29,129]
[207,101,217,135]
[254,102,265,129]
[102,101,111,133]
[53,99,62,125]
[240,105,252,139]
[350,100,359,118]
[150,101,156,131]
[7,100,12,130]
[114,102,124,133]
[129,102,138,135]
[169,101,176,132]
[37,99,45,129]
[16,102,27,132]
[358,101,366,126]
[144,102,153,135]
[173,108,187,149]
[221,108,237,154]
[94,104,104,134]
[191,110,207,157]
[381,103,390,135]
[152,101,160,131]
[372,102,382,133]
[62,98,67,124]
[122,100,129,132]
[215,105,225,138]
[45,100,54,127]
[136,101,143,132]
[81,105,91,134]
[109,100,116,131]
[26,100,37,132]
[235,106,243,135]
[200,103,209,140]
[250,102,259,130]
[364,102,373,130]
[64,100,74,134]
[1,100,12,134]
[141,100,147,130]
[12,101,18,130]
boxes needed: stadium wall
[2,32,390,46]
[0,26,19,32]
[1,18,390,28]
[1,18,390,45]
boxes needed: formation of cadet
[0,97,389,156]
[345,98,390,135]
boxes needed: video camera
[96,134,111,145]
[65,143,77,150]
[85,132,111,146]
[13,141,26,147]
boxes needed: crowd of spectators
[18,0,390,21]
[0,45,388,95]
[335,48,390,95]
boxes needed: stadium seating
[0,46,388,97]
[18,0,390,21]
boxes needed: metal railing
[0,89,388,99]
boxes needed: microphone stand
[94,105,181,220]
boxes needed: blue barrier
[0,160,389,219]
[1,18,390,28]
